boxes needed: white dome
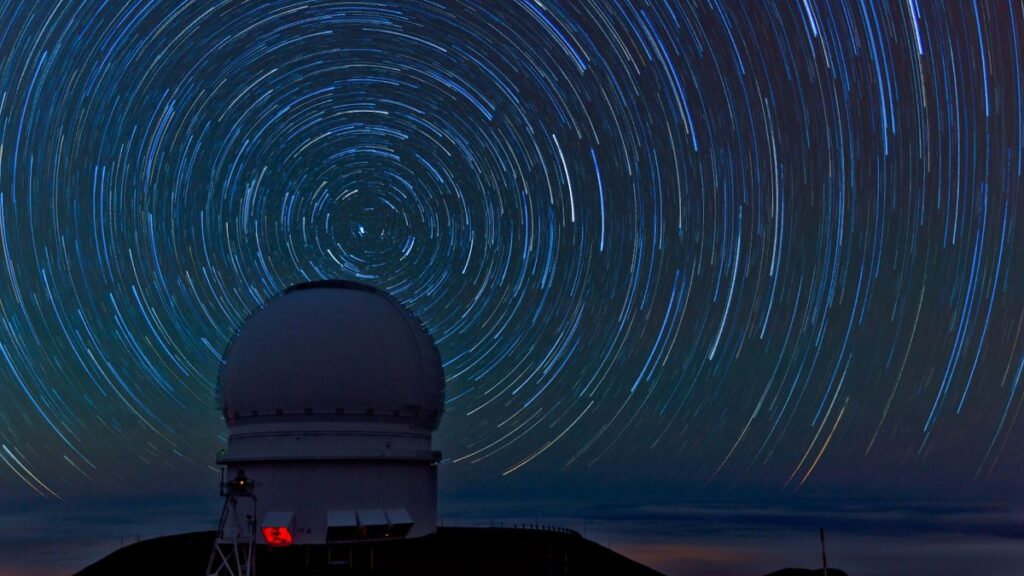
[219,280,444,430]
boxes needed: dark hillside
[76,527,663,576]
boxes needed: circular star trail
[0,1,1022,499]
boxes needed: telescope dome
[219,280,444,430]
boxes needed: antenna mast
[819,527,829,576]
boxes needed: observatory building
[215,280,444,549]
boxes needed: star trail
[0,0,1022,502]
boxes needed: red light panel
[262,526,293,547]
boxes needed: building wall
[223,459,438,544]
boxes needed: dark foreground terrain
[76,527,848,576]
[770,565,847,569]
[76,526,663,576]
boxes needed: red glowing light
[262,526,293,547]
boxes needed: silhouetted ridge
[765,565,851,569]
[76,527,664,576]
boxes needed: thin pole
[819,527,828,576]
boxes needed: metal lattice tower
[207,469,258,576]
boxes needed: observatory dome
[219,280,444,430]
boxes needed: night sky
[1,0,1023,540]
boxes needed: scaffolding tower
[207,469,258,576]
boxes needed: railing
[509,524,581,536]
[444,522,582,537]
